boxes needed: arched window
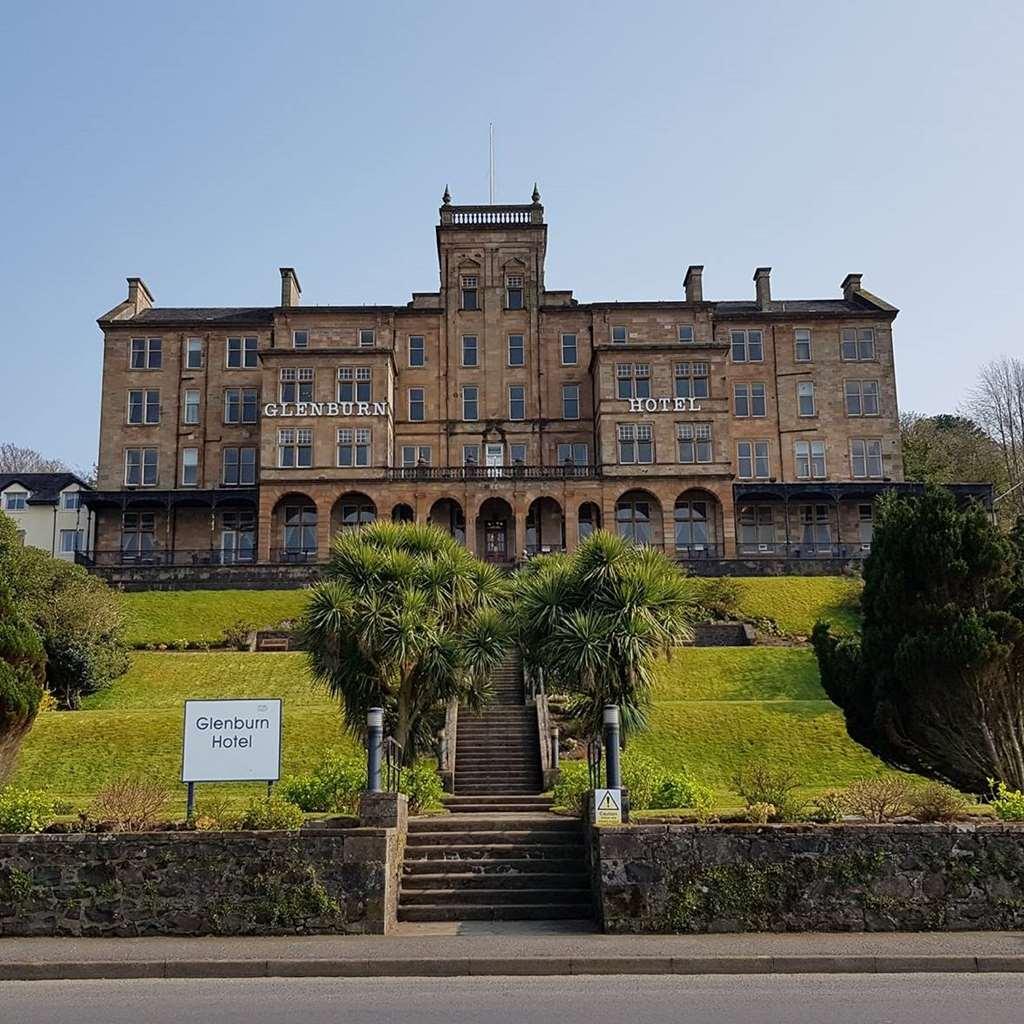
[578,502,601,542]
[615,493,655,545]
[391,503,415,523]
[674,498,709,553]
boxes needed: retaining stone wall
[690,622,755,647]
[0,827,401,937]
[594,823,1024,934]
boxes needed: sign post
[182,699,283,817]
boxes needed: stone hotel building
[84,188,972,573]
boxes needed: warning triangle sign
[598,790,620,810]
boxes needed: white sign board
[182,699,282,783]
[594,788,623,825]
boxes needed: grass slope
[731,576,861,635]
[123,590,311,646]
[11,652,357,810]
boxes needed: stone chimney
[126,277,154,316]
[280,267,302,308]
[841,273,863,301]
[684,265,704,303]
[753,267,772,309]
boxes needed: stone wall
[89,563,320,591]
[594,823,1024,934]
[690,622,755,647]
[0,827,402,937]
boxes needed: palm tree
[298,522,510,762]
[515,531,695,739]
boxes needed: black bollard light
[603,705,621,789]
[367,707,384,793]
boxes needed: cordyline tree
[0,513,46,783]
[813,488,1024,792]
[515,531,695,739]
[298,522,511,763]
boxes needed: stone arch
[391,503,415,524]
[330,492,377,537]
[428,497,466,544]
[577,501,602,544]
[271,492,318,562]
[476,496,515,563]
[673,488,723,560]
[525,496,565,555]
[614,489,663,547]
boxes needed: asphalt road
[2,975,1022,1024]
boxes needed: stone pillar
[359,791,408,831]
[316,493,333,559]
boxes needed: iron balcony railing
[78,549,257,568]
[386,464,599,483]
[734,542,871,559]
[268,547,322,565]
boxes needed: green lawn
[732,576,861,635]
[10,653,358,811]
[122,590,312,646]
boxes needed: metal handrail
[383,737,403,793]
[586,738,603,790]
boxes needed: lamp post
[366,707,384,793]
[603,705,621,790]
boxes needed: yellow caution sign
[594,788,622,825]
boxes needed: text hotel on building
[84,187,923,568]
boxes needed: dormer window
[461,276,479,310]
[505,276,524,310]
[359,329,376,348]
[2,490,28,512]
[611,326,628,345]
[293,330,309,350]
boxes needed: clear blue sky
[2,0,1022,470]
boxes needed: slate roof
[0,473,91,504]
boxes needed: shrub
[91,776,170,831]
[399,759,444,814]
[989,781,1024,821]
[279,751,365,814]
[552,755,712,815]
[810,790,847,823]
[619,750,662,810]
[650,771,708,810]
[232,794,304,831]
[908,781,969,822]
[691,785,716,824]
[552,760,590,811]
[222,620,254,651]
[191,794,232,831]
[0,788,54,833]
[844,777,911,822]
[694,576,742,620]
[730,764,804,821]
[745,802,775,824]
[169,638,189,652]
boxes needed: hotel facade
[84,189,939,571]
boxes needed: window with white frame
[795,328,812,362]
[678,325,695,344]
[293,330,309,350]
[60,491,80,511]
[124,448,158,486]
[851,438,883,478]
[127,389,160,425]
[358,328,375,348]
[557,442,589,466]
[611,325,628,345]
[739,505,776,549]
[841,327,876,361]
[797,381,816,417]
[794,440,827,479]
[461,275,479,310]
[408,335,425,367]
[461,335,478,367]
[674,362,709,400]
[617,423,653,464]
[181,447,199,486]
[130,337,162,369]
[183,389,201,425]
[337,427,371,467]
[507,334,525,366]
[120,512,155,556]
[799,504,833,547]
[59,529,84,554]
[677,423,713,464]
[185,338,203,369]
[224,387,259,424]
[737,440,770,479]
[463,386,479,421]
[844,379,880,416]
[226,336,258,368]
[731,329,764,362]
[462,444,480,466]
[562,383,580,419]
[337,367,372,403]
[508,385,526,420]
[561,333,578,365]
[510,443,527,464]
[734,382,767,418]
[278,428,313,468]
[401,445,432,467]
[858,504,874,546]
[506,275,524,310]
[2,490,27,511]
[616,363,651,400]
[408,387,425,421]
[280,367,314,403]
[222,446,257,486]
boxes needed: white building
[0,474,95,560]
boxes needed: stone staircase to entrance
[396,649,591,923]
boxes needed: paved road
[2,975,1022,1023]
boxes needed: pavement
[2,923,1024,980]
[5,975,1024,1024]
